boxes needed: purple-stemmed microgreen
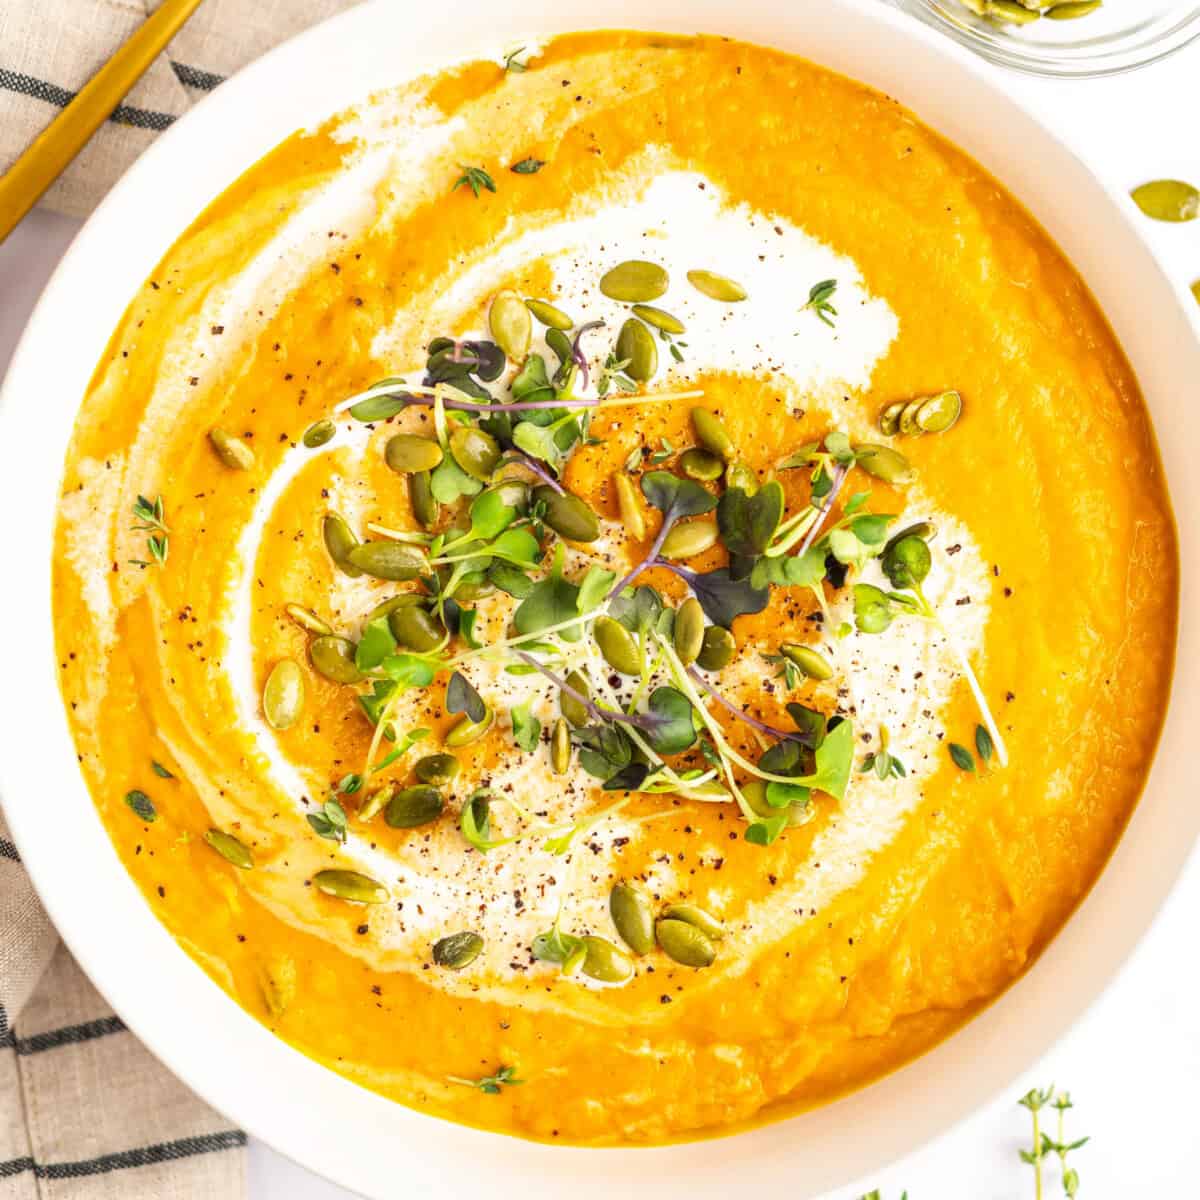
[513,652,666,732]
[501,451,565,494]
[687,667,813,745]
[570,320,604,392]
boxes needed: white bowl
[1,1,1197,1196]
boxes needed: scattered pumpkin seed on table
[599,259,668,302]
[1130,179,1200,223]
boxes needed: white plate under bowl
[1,1,1197,1196]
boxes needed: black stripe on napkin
[0,837,18,862]
[0,68,176,130]
[15,1015,126,1055]
[169,61,225,91]
[0,1131,247,1180]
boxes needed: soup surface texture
[53,32,1177,1144]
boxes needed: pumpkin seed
[781,643,834,681]
[454,576,495,603]
[883,521,936,556]
[357,782,395,823]
[599,260,668,303]
[686,269,747,303]
[433,931,484,970]
[673,597,705,666]
[208,427,255,471]
[1130,179,1200,223]
[449,427,501,480]
[725,461,758,494]
[551,717,571,773]
[609,882,655,955]
[385,785,445,829]
[696,625,735,671]
[679,448,723,481]
[345,541,427,581]
[302,419,335,448]
[1045,0,1102,15]
[594,616,642,676]
[691,408,735,460]
[915,390,962,434]
[367,593,424,621]
[445,707,494,747]
[616,318,658,382]
[258,955,297,1017]
[742,779,773,818]
[631,304,685,335]
[580,935,635,983]
[481,479,530,513]
[655,918,716,968]
[1192,280,1200,306]
[878,401,906,438]
[414,753,459,786]
[388,604,444,652]
[263,659,304,730]
[385,434,443,474]
[660,519,718,560]
[489,289,532,360]
[986,0,1041,22]
[561,671,591,727]
[323,513,363,577]
[408,471,439,528]
[285,604,332,635]
[309,635,363,684]
[313,868,387,904]
[533,485,600,542]
[525,298,574,329]
[855,444,915,485]
[205,828,254,870]
[660,903,724,941]
[897,398,925,437]
[613,471,645,540]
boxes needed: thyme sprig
[447,1064,523,1094]
[802,278,838,326]
[129,494,168,566]
[453,165,496,198]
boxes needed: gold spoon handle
[0,0,207,243]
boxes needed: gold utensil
[0,0,207,243]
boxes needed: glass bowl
[900,0,1200,75]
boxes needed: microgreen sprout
[447,1064,524,1094]
[802,278,838,327]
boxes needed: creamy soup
[53,32,1177,1144]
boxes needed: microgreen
[503,46,529,72]
[514,550,584,642]
[453,165,496,198]
[510,156,545,174]
[447,1064,524,1094]
[511,702,541,752]
[307,797,348,843]
[654,563,770,627]
[124,789,156,822]
[129,494,169,567]
[802,278,838,327]
[446,671,487,723]
[459,790,517,852]
[948,742,976,773]
[861,743,906,781]
[531,910,586,973]
[717,480,784,561]
[598,353,638,398]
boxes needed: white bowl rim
[1,1,1197,1196]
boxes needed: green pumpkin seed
[258,955,296,1017]
[1130,179,1200,223]
[561,671,591,727]
[742,778,772,818]
[285,604,332,635]
[313,868,387,904]
[673,597,705,666]
[594,616,642,676]
[1045,0,1102,15]
[856,444,915,485]
[388,604,444,652]
[481,479,530,513]
[345,541,428,581]
[366,593,423,621]
[525,298,574,329]
[533,485,600,542]
[580,935,635,983]
[263,659,304,730]
[781,643,834,681]
[433,931,484,970]
[631,304,685,335]
[302,419,336,448]
[696,625,735,671]
[986,0,1041,22]
[323,513,363,577]
[205,828,254,870]
[408,471,439,528]
[660,903,724,941]
[883,521,936,556]
[691,408,735,460]
[545,327,573,365]
[385,785,445,829]
[915,390,962,434]
[385,434,443,474]
[660,519,718,560]
[686,269,747,303]
[309,635,363,684]
[725,461,758,494]
[599,260,668,303]
[551,717,571,773]
[453,576,495,603]
[445,707,494,747]
[208,427,255,471]
[449,427,501,481]
[897,398,925,437]
[489,289,532,360]
[616,318,658,383]
[613,471,646,540]
[655,918,715,968]
[357,782,394,823]
[878,401,906,438]
[679,448,723,481]
[609,882,655,955]
[414,753,459,786]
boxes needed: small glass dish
[901,0,1200,76]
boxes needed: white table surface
[1,28,1197,1200]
